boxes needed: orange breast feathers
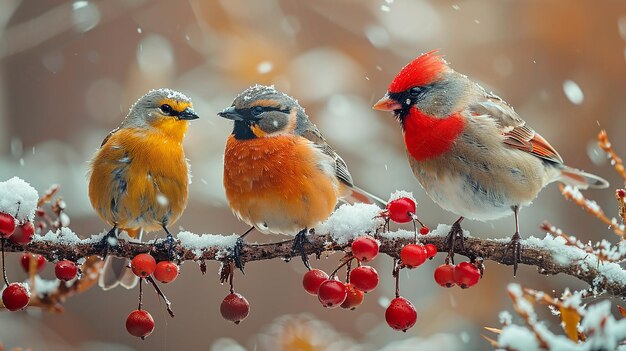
[223,134,340,234]
[88,128,190,234]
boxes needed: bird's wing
[100,127,120,148]
[300,122,354,187]
[469,91,564,165]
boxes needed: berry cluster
[380,197,482,331]
[434,262,481,289]
[1,212,34,311]
[302,236,380,312]
[125,253,180,339]
[0,198,78,311]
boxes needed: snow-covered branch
[3,203,626,298]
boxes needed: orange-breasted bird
[219,85,384,269]
[373,51,608,274]
[88,88,198,289]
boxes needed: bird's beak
[178,107,200,120]
[217,106,244,121]
[373,93,402,111]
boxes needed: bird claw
[504,232,522,277]
[95,227,118,256]
[291,230,311,270]
[443,221,465,264]
[232,237,246,274]
[165,233,177,261]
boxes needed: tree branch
[3,225,626,298]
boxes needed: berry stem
[345,259,352,283]
[146,276,175,318]
[392,259,401,298]
[229,262,235,294]
[1,239,8,286]
[329,254,353,278]
[138,278,143,311]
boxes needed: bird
[373,51,608,275]
[88,88,199,289]
[219,85,385,270]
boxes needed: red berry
[9,222,35,245]
[617,189,626,199]
[419,227,430,235]
[20,253,46,273]
[400,244,427,268]
[220,293,250,324]
[349,266,379,293]
[424,244,437,259]
[351,236,379,262]
[154,261,179,283]
[302,269,329,295]
[386,197,416,223]
[2,282,30,311]
[0,213,16,238]
[385,296,417,332]
[454,262,481,289]
[317,280,347,308]
[131,253,156,278]
[340,283,364,310]
[126,309,155,338]
[55,260,78,281]
[434,264,456,288]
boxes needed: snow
[508,284,536,321]
[498,325,541,351]
[34,227,83,245]
[388,190,417,204]
[562,185,584,201]
[581,301,626,350]
[563,80,584,105]
[257,61,273,74]
[499,310,513,325]
[31,275,61,295]
[0,177,39,222]
[178,231,239,257]
[316,203,385,244]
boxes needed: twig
[558,184,625,237]
[598,130,626,182]
[146,276,175,318]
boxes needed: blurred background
[1,0,625,350]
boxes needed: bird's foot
[232,236,246,273]
[290,229,311,270]
[165,232,177,261]
[443,220,465,264]
[504,232,522,277]
[95,227,118,256]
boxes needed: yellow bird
[88,88,198,290]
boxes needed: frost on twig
[486,283,626,350]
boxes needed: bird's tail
[343,185,387,208]
[98,229,142,290]
[559,166,609,190]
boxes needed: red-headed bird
[373,51,608,274]
[89,88,198,289]
[219,85,384,269]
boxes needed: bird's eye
[160,104,174,115]
[410,87,422,97]
[251,106,264,117]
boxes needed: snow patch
[178,231,239,257]
[0,177,39,222]
[316,203,384,244]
